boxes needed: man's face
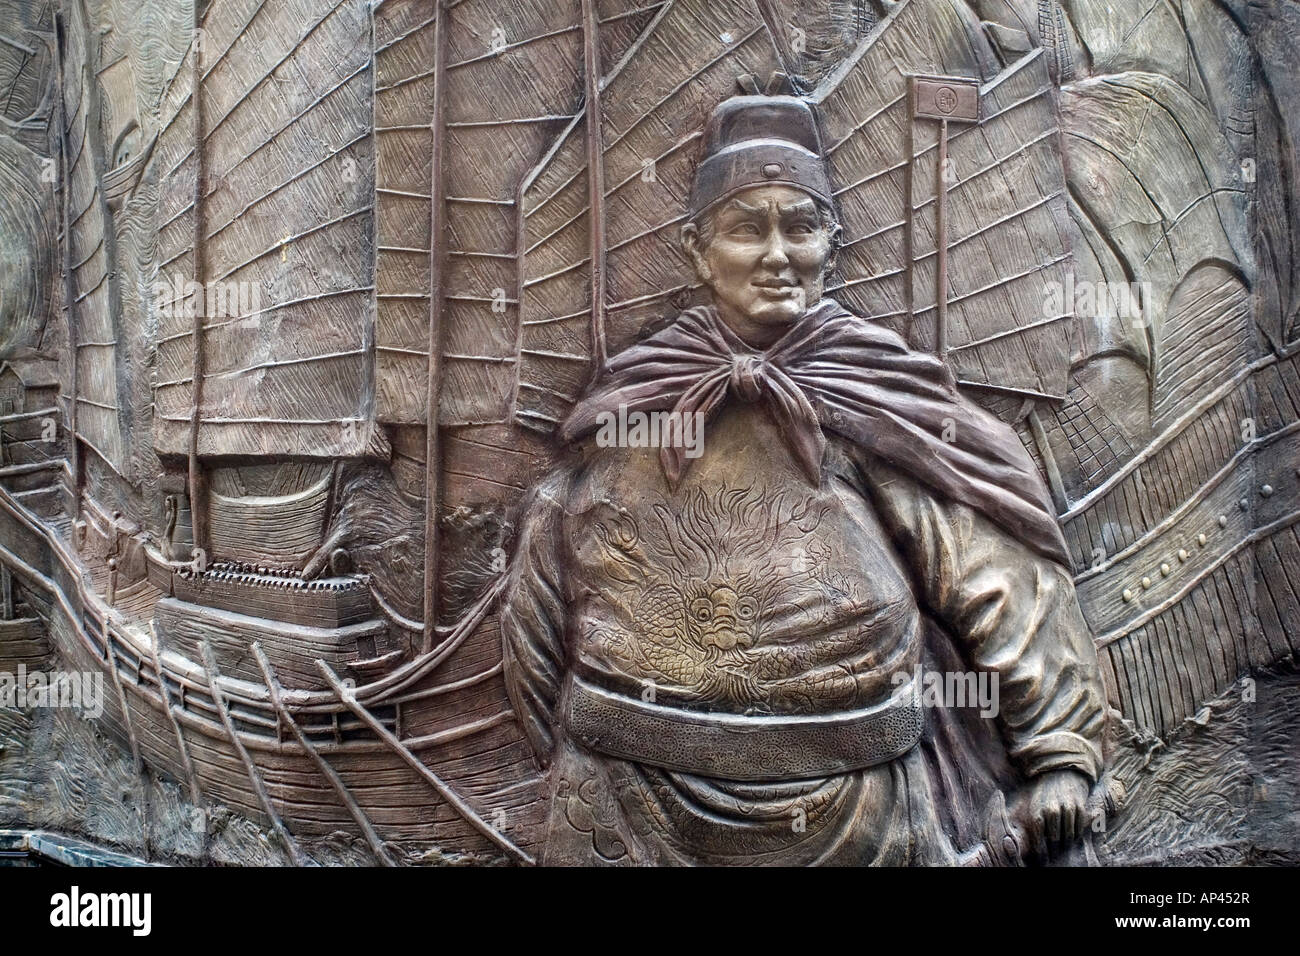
[683,185,837,345]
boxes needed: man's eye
[787,222,815,236]
[727,222,761,237]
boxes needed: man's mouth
[752,278,801,297]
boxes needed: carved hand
[1021,768,1093,856]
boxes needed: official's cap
[688,95,833,218]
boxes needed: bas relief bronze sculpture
[0,0,1297,867]
[502,93,1104,864]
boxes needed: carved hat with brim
[688,94,834,219]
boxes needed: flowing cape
[561,299,1071,567]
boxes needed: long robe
[500,305,1106,865]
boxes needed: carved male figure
[501,93,1106,865]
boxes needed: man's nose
[760,233,790,269]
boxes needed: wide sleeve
[858,454,1106,783]
[499,470,573,770]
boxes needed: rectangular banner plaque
[911,74,981,122]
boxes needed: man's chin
[743,301,805,327]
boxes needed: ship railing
[1,482,533,863]
[1,484,418,742]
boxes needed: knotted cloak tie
[561,298,1071,567]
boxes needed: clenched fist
[1020,768,1093,857]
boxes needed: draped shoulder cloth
[561,298,1071,568]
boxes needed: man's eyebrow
[720,198,765,216]
[778,199,819,217]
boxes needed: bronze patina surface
[0,0,1297,866]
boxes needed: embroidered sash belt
[564,673,923,781]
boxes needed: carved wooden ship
[1,0,1296,864]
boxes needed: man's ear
[681,221,712,283]
[823,222,843,278]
